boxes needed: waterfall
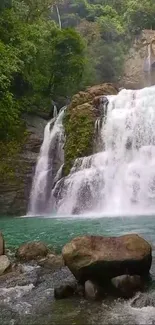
[144,44,152,73]
[55,5,62,30]
[53,104,58,119]
[55,86,155,216]
[28,107,65,215]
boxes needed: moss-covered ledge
[63,103,96,176]
[63,83,118,176]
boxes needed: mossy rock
[63,103,96,176]
[70,83,118,109]
[63,83,118,176]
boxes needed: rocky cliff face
[122,29,155,89]
[0,115,46,216]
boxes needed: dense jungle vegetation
[1,0,155,141]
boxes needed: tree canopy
[0,0,86,140]
[1,0,155,140]
[56,0,155,84]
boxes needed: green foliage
[0,0,12,11]
[0,0,86,140]
[1,0,155,143]
[94,40,126,82]
[124,0,155,34]
[49,28,86,98]
[57,0,155,85]
[0,130,28,183]
[0,38,21,139]
[97,7,125,41]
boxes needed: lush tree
[2,0,155,140]
[0,0,12,11]
[124,0,155,34]
[49,28,86,98]
[57,0,155,84]
[0,0,87,140]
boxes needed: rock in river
[0,232,4,256]
[0,255,11,275]
[111,274,144,298]
[62,234,152,284]
[84,280,100,300]
[16,241,49,261]
[38,254,64,270]
[54,282,77,299]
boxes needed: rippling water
[0,215,155,250]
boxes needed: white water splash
[28,107,65,215]
[56,86,155,216]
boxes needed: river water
[0,215,155,325]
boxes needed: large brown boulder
[16,241,49,261]
[62,235,152,284]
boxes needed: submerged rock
[62,235,152,284]
[76,283,84,297]
[84,280,100,300]
[54,282,77,299]
[16,241,49,261]
[0,255,11,276]
[111,275,144,298]
[0,233,4,256]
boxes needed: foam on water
[0,284,34,314]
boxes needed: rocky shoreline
[0,232,152,304]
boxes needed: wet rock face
[16,241,49,261]
[93,96,109,118]
[54,282,77,299]
[122,29,155,89]
[0,255,11,276]
[0,233,4,256]
[0,114,46,216]
[62,234,152,284]
[84,280,100,300]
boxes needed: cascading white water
[53,104,58,118]
[144,44,152,74]
[56,86,155,216]
[28,107,65,215]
